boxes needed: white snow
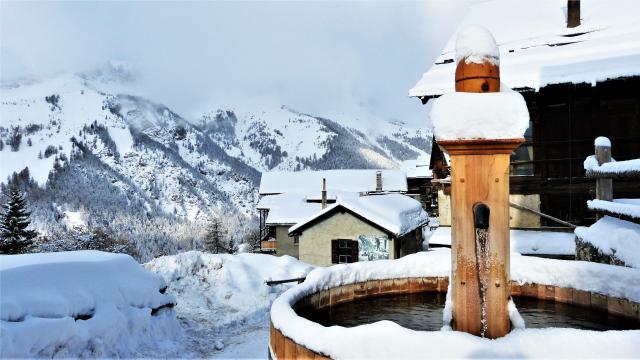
[271,248,640,359]
[257,192,327,225]
[587,199,640,220]
[0,251,179,358]
[594,136,611,147]
[144,251,313,357]
[428,226,575,256]
[575,216,640,268]
[584,155,640,175]
[455,24,500,65]
[410,0,640,97]
[400,154,432,178]
[429,88,529,141]
[288,192,428,237]
[61,210,87,230]
[259,169,408,195]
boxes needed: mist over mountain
[0,65,431,261]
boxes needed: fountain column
[434,27,526,339]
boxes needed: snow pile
[584,155,640,175]
[428,227,575,256]
[271,248,640,359]
[289,192,428,237]
[587,199,640,220]
[145,251,313,356]
[0,251,179,358]
[455,24,500,65]
[575,216,640,268]
[429,88,529,141]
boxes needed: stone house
[257,170,428,266]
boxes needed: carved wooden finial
[454,25,500,93]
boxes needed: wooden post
[437,49,523,339]
[567,0,581,28]
[595,138,613,219]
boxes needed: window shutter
[331,239,339,264]
[350,240,359,263]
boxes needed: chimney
[321,178,327,209]
[375,171,383,192]
[567,0,580,28]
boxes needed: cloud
[1,1,466,125]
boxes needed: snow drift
[0,251,180,358]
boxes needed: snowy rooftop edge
[409,0,640,97]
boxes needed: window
[293,235,299,245]
[332,239,358,264]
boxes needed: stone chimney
[567,0,580,28]
[375,171,383,192]
[321,178,327,209]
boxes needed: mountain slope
[0,69,431,260]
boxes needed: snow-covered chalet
[410,0,640,228]
[257,170,428,266]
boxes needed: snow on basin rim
[430,89,529,141]
[455,24,500,65]
[271,249,640,359]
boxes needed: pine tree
[204,217,227,254]
[0,186,37,254]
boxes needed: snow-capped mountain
[0,66,431,259]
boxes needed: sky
[1,1,467,126]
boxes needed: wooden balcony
[261,240,277,251]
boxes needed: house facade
[257,170,428,266]
[410,0,640,227]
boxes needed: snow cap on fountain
[455,24,500,65]
[429,87,529,141]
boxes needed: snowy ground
[144,251,314,358]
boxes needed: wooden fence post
[595,138,613,219]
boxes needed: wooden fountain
[438,52,524,338]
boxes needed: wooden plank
[554,287,574,304]
[366,279,380,296]
[353,282,367,299]
[572,289,592,308]
[284,337,297,360]
[607,297,633,319]
[380,279,395,294]
[393,278,409,292]
[509,281,522,297]
[423,277,439,292]
[437,277,449,292]
[318,290,330,309]
[274,328,285,360]
[408,277,423,293]
[296,344,317,360]
[591,292,608,311]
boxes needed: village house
[257,170,428,266]
[410,0,640,228]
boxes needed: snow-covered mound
[0,251,180,358]
[575,216,640,268]
[455,24,500,65]
[144,251,313,356]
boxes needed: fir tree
[204,217,227,254]
[0,186,37,254]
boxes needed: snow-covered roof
[256,192,327,225]
[259,169,407,195]
[410,0,640,97]
[400,155,432,178]
[288,193,427,237]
